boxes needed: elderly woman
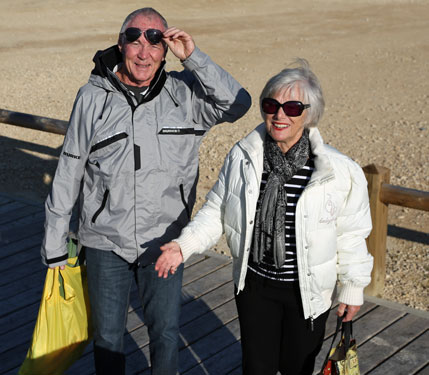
[155,59,373,375]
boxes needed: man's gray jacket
[41,45,251,268]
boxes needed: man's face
[118,14,166,87]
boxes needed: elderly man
[41,7,251,375]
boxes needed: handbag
[320,315,360,375]
[19,239,92,375]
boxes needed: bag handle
[341,319,354,355]
[319,314,345,374]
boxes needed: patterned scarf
[252,129,310,268]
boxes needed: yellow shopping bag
[19,249,92,375]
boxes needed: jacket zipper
[179,184,191,220]
[91,189,109,223]
[90,132,128,153]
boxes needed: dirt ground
[0,0,427,310]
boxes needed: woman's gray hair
[118,8,168,44]
[259,59,325,127]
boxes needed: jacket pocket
[91,189,109,223]
[90,132,128,153]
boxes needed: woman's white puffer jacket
[176,124,373,320]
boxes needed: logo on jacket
[319,194,337,224]
[63,151,81,160]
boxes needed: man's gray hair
[118,8,168,44]
[259,59,325,128]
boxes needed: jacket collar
[238,123,265,175]
[308,127,335,185]
[90,45,167,104]
[238,124,335,185]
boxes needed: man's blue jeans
[86,247,184,375]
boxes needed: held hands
[162,27,195,61]
[337,303,360,322]
[155,241,184,278]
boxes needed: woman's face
[264,87,307,153]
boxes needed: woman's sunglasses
[262,98,310,117]
[124,27,164,45]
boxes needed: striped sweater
[248,156,315,286]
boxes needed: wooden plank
[0,268,47,301]
[0,320,35,353]
[182,341,241,375]
[0,255,45,286]
[182,254,232,286]
[368,330,429,375]
[0,108,68,135]
[182,263,233,303]
[180,298,238,346]
[0,201,26,215]
[227,365,241,375]
[178,317,240,373]
[363,164,390,297]
[0,209,45,230]
[0,303,39,336]
[381,183,429,211]
[0,233,44,260]
[417,364,429,375]
[0,194,13,206]
[0,204,43,225]
[0,219,45,246]
[358,314,429,373]
[180,281,235,326]
[0,341,31,374]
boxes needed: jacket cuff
[338,282,365,306]
[43,252,69,269]
[181,46,207,71]
[175,230,202,262]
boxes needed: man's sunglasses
[124,27,164,45]
[262,98,311,117]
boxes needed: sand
[0,0,428,310]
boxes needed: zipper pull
[310,317,314,331]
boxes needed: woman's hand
[162,27,195,60]
[337,303,360,322]
[155,241,184,278]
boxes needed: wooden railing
[0,108,67,135]
[363,164,429,297]
[1,109,428,297]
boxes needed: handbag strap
[342,319,354,354]
[320,315,345,373]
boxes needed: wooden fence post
[363,164,390,297]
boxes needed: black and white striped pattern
[248,157,314,285]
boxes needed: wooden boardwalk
[0,192,428,374]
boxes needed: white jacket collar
[238,124,335,185]
[308,127,335,185]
